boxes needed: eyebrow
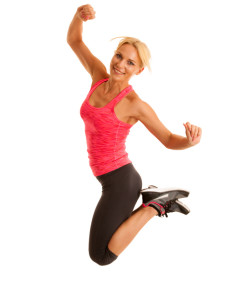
[117,51,136,64]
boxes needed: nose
[116,59,125,70]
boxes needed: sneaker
[143,198,190,218]
[141,185,190,204]
[167,199,190,215]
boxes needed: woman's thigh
[89,163,142,254]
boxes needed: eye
[128,61,135,66]
[116,53,122,59]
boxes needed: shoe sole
[175,199,190,214]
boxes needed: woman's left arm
[131,98,202,150]
[167,122,202,150]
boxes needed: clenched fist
[76,4,96,22]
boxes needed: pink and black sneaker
[141,185,190,218]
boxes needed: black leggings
[89,162,143,266]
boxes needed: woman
[67,4,202,266]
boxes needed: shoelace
[160,200,176,218]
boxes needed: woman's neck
[104,77,129,95]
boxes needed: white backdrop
[1,0,245,299]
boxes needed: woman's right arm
[66,5,108,81]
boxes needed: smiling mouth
[113,67,125,75]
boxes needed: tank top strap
[109,85,133,108]
[89,78,109,94]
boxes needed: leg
[108,205,157,256]
[89,163,144,266]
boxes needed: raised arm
[66,5,108,82]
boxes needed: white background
[1,0,245,299]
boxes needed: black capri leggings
[89,162,143,266]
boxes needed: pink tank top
[80,78,135,176]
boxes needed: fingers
[183,123,192,142]
[197,126,202,139]
[192,124,198,140]
[184,122,202,142]
[77,4,96,21]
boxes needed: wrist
[185,137,193,147]
[75,10,83,21]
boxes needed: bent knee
[89,246,118,266]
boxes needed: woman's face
[109,43,144,82]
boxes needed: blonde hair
[110,36,151,72]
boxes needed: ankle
[142,205,158,216]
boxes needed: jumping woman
[67,4,202,266]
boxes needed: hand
[77,4,96,22]
[183,122,202,146]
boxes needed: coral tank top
[80,78,134,176]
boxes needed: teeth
[114,67,124,74]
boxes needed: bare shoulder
[126,90,153,120]
[126,90,172,147]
